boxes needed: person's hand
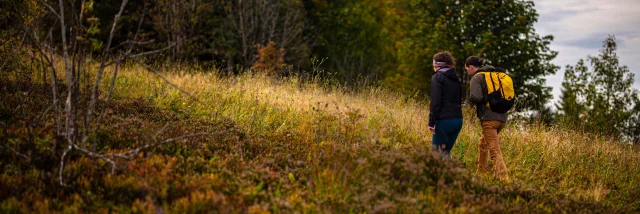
[428,126,436,134]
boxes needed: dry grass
[105,64,639,208]
[1,62,638,212]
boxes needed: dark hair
[465,56,484,67]
[433,51,456,68]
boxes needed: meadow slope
[1,64,638,213]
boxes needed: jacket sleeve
[469,74,484,104]
[428,74,442,127]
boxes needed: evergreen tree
[387,0,558,115]
[557,35,640,142]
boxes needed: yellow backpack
[477,69,515,113]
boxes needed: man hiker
[465,56,510,180]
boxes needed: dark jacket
[469,65,508,122]
[429,67,463,127]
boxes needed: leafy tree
[557,35,640,143]
[0,0,43,79]
[386,0,558,115]
[308,0,397,85]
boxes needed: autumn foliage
[252,41,286,75]
[1,65,638,212]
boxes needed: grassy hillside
[1,64,638,213]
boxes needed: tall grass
[1,62,638,212]
[109,64,639,208]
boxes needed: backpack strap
[483,71,506,98]
[488,72,497,93]
[478,71,497,94]
[498,73,505,98]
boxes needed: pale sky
[533,0,640,107]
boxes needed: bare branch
[126,1,147,55]
[135,58,207,106]
[84,60,121,145]
[72,144,118,174]
[79,0,86,26]
[0,31,23,48]
[86,0,129,148]
[127,44,175,59]
[26,16,58,64]
[28,27,50,63]
[32,105,53,127]
[54,0,76,186]
[48,26,62,136]
[0,30,28,71]
[104,0,130,55]
[59,143,72,186]
[56,0,74,141]
[154,122,170,139]
[38,0,62,20]
[60,142,122,186]
[109,40,155,52]
[106,132,217,159]
[105,2,148,54]
[4,139,31,162]
[9,146,31,161]
[100,41,175,70]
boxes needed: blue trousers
[432,118,463,159]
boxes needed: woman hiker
[428,51,464,160]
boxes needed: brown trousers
[478,120,508,179]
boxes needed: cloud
[535,3,597,23]
[558,33,622,49]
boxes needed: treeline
[2,0,557,108]
[2,0,638,142]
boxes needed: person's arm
[469,74,484,104]
[429,74,442,128]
